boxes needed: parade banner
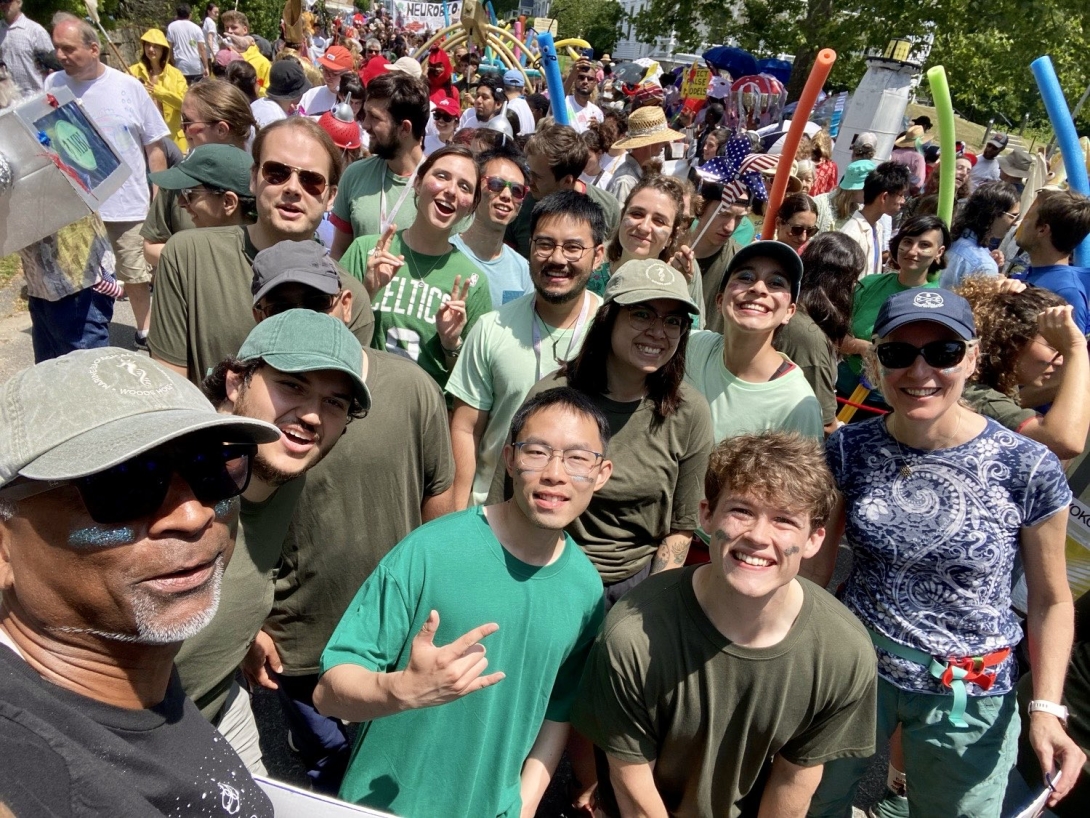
[681,66,712,101]
[393,0,463,33]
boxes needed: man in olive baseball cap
[0,349,279,815]
[149,143,254,228]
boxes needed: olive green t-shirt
[139,188,195,249]
[175,478,306,721]
[572,568,878,818]
[149,226,374,384]
[696,238,740,335]
[266,349,456,675]
[489,373,714,583]
[961,381,1037,433]
[774,311,838,426]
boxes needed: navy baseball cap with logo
[873,288,976,340]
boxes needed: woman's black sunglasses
[875,340,969,370]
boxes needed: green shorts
[808,676,1020,818]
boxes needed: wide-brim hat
[840,159,878,191]
[613,106,685,150]
[0,349,279,486]
[140,29,171,50]
[999,147,1033,178]
[894,124,925,149]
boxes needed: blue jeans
[273,672,351,794]
[28,288,113,363]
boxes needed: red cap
[319,46,354,72]
[433,97,460,118]
[362,56,390,86]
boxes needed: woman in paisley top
[806,287,1083,817]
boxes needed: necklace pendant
[899,463,913,478]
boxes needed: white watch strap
[1028,699,1069,724]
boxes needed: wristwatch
[1028,700,1069,725]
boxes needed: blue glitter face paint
[214,497,238,520]
[68,525,138,550]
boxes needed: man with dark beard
[329,72,428,260]
[447,191,606,508]
[0,348,279,816]
[174,308,370,773]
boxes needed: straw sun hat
[613,106,685,150]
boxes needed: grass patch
[905,102,989,151]
[0,254,21,290]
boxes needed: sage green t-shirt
[572,568,877,818]
[267,349,455,675]
[331,155,417,239]
[684,330,824,443]
[340,230,492,389]
[445,291,600,506]
[696,239,740,335]
[774,311,838,426]
[321,507,605,818]
[490,373,714,583]
[149,226,374,384]
[175,477,305,721]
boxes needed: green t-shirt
[341,230,492,389]
[572,568,877,818]
[321,507,605,818]
[331,155,418,239]
[445,291,600,506]
[175,478,305,721]
[149,226,374,384]
[267,349,455,674]
[774,311,838,426]
[684,330,824,443]
[696,239,740,335]
[961,381,1037,433]
[490,373,714,583]
[139,188,195,248]
[848,273,941,375]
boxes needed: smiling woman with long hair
[339,145,493,389]
[807,286,1082,818]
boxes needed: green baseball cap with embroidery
[239,310,372,412]
[149,144,254,196]
[0,349,279,487]
[602,258,700,314]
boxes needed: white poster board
[255,776,400,817]
[391,1,463,33]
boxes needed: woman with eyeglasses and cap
[806,287,1084,818]
[587,175,707,326]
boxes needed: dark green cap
[149,144,254,196]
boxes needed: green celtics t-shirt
[175,477,305,721]
[848,273,941,375]
[341,230,492,389]
[331,155,417,239]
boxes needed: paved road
[0,287,886,815]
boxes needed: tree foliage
[629,0,1090,133]
[549,0,623,56]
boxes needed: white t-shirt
[44,66,171,223]
[565,95,603,133]
[251,97,287,129]
[505,95,535,135]
[458,107,513,137]
[166,19,205,75]
[202,15,220,53]
[300,85,337,117]
[970,155,1001,190]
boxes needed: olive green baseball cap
[149,144,254,196]
[0,349,280,487]
[239,310,371,412]
[602,258,699,313]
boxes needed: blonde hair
[185,79,256,148]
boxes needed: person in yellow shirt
[220,9,270,96]
[129,28,188,151]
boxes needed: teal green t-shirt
[321,507,605,817]
[341,230,493,388]
[848,273,941,375]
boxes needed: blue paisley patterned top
[828,417,1071,695]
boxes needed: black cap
[719,240,804,302]
[251,241,341,305]
[873,288,976,340]
[266,60,311,101]
[912,115,933,130]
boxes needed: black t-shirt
[0,645,273,817]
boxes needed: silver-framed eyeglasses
[513,442,604,477]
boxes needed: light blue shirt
[450,234,532,308]
[939,231,998,288]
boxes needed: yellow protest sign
[681,65,711,100]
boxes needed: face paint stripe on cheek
[68,525,139,550]
[214,498,238,520]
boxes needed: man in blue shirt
[1016,189,1090,334]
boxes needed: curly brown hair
[954,277,1065,396]
[607,174,686,264]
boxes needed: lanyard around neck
[379,162,418,234]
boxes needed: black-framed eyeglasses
[260,160,328,197]
[256,292,338,316]
[483,175,528,201]
[513,442,604,478]
[530,238,592,261]
[874,340,971,370]
[178,186,225,206]
[0,435,256,526]
[624,305,689,339]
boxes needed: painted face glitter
[68,525,138,550]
